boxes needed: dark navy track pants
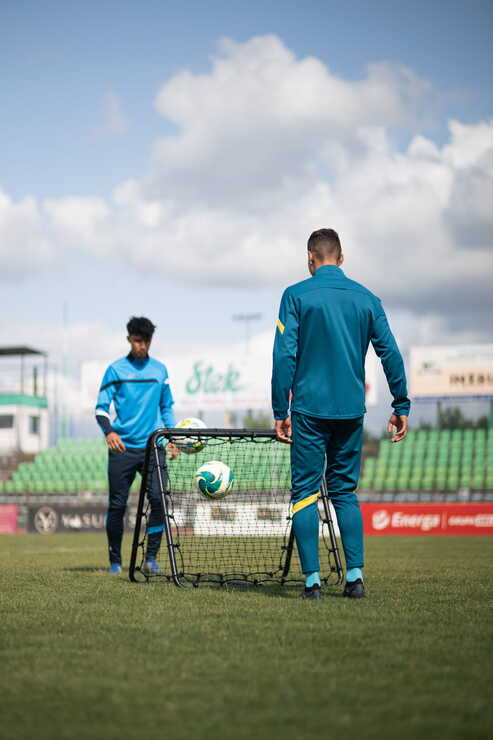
[106,446,167,565]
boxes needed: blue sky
[1,0,492,427]
[2,0,492,199]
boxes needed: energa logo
[372,510,391,530]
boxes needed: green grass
[1,535,492,740]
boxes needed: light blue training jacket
[95,354,176,448]
[272,265,410,421]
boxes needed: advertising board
[7,502,493,536]
[26,504,136,534]
[410,345,493,399]
[82,331,379,413]
[0,504,20,534]
[361,503,493,535]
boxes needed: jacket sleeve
[160,371,176,428]
[95,365,118,435]
[370,302,411,416]
[271,289,299,420]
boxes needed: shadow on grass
[154,582,345,599]
[115,570,346,597]
[63,566,123,573]
[61,568,345,598]
[249,584,344,599]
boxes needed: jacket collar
[313,265,345,278]
[127,352,150,367]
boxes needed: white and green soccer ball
[195,461,234,500]
[174,417,207,454]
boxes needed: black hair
[307,228,342,261]
[126,316,156,340]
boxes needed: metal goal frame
[129,428,343,588]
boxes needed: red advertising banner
[0,504,19,534]
[362,503,493,536]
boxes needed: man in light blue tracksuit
[272,229,410,599]
[95,316,177,575]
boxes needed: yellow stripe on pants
[292,492,319,516]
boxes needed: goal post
[129,428,343,588]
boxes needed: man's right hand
[387,414,408,443]
[106,432,126,452]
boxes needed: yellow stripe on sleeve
[276,318,285,335]
[292,492,319,515]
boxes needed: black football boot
[342,578,365,599]
[299,584,323,600]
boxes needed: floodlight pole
[232,312,262,355]
[20,354,25,395]
[61,300,69,439]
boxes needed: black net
[129,429,342,588]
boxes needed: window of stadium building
[0,414,14,429]
[29,416,40,435]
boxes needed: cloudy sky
[1,0,492,426]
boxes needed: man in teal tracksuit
[272,228,410,599]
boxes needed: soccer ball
[195,461,234,500]
[174,417,207,454]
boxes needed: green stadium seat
[23,429,493,502]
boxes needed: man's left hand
[275,417,292,444]
[167,442,180,459]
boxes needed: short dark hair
[126,316,156,340]
[307,228,342,261]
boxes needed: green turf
[1,535,492,740]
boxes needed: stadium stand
[0,429,491,498]
[0,437,292,496]
[359,428,493,497]
[0,438,117,496]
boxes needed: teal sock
[346,567,362,583]
[305,571,321,588]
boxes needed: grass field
[1,534,492,740]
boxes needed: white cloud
[1,35,492,342]
[44,196,111,247]
[0,191,55,279]
[150,36,425,204]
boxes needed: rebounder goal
[129,429,343,587]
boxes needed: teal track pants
[290,412,364,572]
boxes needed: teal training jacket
[272,265,410,420]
